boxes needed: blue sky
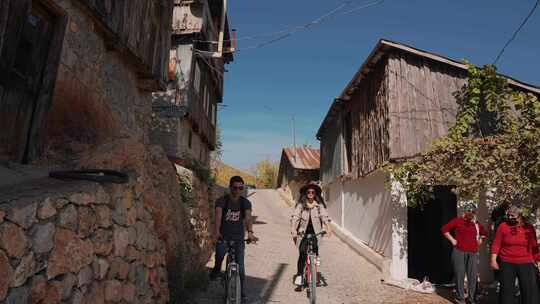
[218,0,540,171]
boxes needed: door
[0,1,55,162]
[407,186,457,284]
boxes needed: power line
[493,0,539,65]
[194,0,384,53]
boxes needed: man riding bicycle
[210,176,258,303]
[291,182,332,291]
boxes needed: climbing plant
[388,64,540,210]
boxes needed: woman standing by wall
[491,206,540,304]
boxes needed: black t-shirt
[306,215,315,235]
[216,195,252,240]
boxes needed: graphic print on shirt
[225,209,241,222]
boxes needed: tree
[388,64,540,213]
[255,159,279,188]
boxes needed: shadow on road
[191,263,289,304]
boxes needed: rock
[122,190,133,209]
[126,207,137,226]
[0,250,13,300]
[51,273,77,300]
[6,286,30,304]
[91,229,112,256]
[135,265,149,295]
[95,206,112,228]
[113,226,129,256]
[69,192,95,205]
[78,207,96,237]
[125,246,140,262]
[78,265,94,287]
[143,252,157,268]
[38,198,57,219]
[149,268,160,294]
[0,210,5,224]
[43,285,61,304]
[108,258,129,280]
[58,205,78,231]
[32,222,55,253]
[47,229,94,279]
[0,222,28,258]
[95,187,109,205]
[54,198,69,210]
[70,290,83,304]
[92,258,109,280]
[29,275,47,303]
[111,199,128,226]
[104,280,122,302]
[11,252,35,287]
[133,221,150,250]
[83,282,104,304]
[127,227,137,244]
[6,201,37,229]
[122,283,136,302]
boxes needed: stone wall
[0,177,168,303]
[42,0,152,160]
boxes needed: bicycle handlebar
[298,231,327,239]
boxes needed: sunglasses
[307,190,316,194]
[231,186,244,191]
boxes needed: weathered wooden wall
[319,116,343,185]
[386,51,466,159]
[76,0,173,86]
[345,58,390,178]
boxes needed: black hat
[300,182,322,196]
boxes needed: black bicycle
[299,231,326,304]
[221,239,254,304]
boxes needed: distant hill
[212,160,257,188]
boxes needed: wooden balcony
[187,88,216,150]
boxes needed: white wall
[322,171,408,281]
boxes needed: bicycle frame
[300,231,325,304]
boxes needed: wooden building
[151,0,234,166]
[317,39,540,284]
[0,0,172,163]
[277,147,320,203]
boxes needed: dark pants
[214,240,246,297]
[297,236,319,275]
[499,261,539,304]
[452,248,478,302]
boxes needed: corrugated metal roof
[283,147,320,170]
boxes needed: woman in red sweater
[491,206,540,304]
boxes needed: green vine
[387,64,540,210]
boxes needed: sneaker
[294,275,303,286]
[294,286,302,292]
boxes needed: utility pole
[292,114,296,162]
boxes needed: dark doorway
[0,1,65,163]
[408,186,457,284]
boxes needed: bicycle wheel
[309,255,317,304]
[226,267,241,304]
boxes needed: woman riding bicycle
[290,182,332,291]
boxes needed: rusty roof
[283,147,320,170]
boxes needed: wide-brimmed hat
[300,182,322,196]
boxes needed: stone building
[0,1,216,302]
[151,0,235,166]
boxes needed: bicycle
[299,231,326,304]
[220,238,254,304]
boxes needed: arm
[441,218,457,246]
[291,204,302,243]
[215,207,223,241]
[244,209,257,242]
[527,226,540,266]
[319,205,332,236]
[490,224,504,269]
